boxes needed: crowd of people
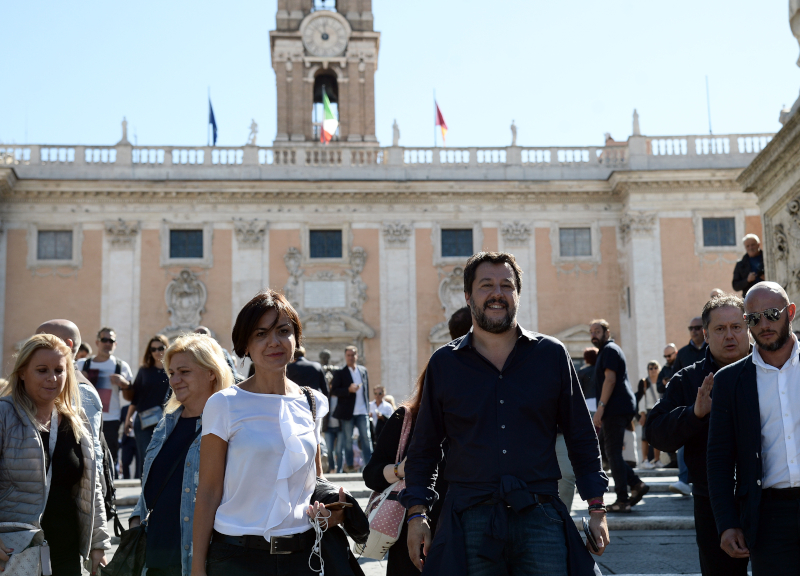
[0,233,796,576]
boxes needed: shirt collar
[752,336,800,371]
[454,325,537,352]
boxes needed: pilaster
[232,219,269,328]
[102,219,141,366]
[499,221,537,331]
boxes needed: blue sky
[2,1,797,148]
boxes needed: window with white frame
[161,223,213,267]
[702,217,736,247]
[559,227,592,257]
[310,230,343,259]
[441,229,473,258]
[169,230,204,259]
[37,230,73,260]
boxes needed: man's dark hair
[231,290,302,358]
[448,307,472,340]
[702,294,745,331]
[590,319,610,333]
[78,342,92,355]
[583,347,598,366]
[97,327,115,339]
[293,346,306,361]
[463,252,523,297]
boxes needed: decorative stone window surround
[549,221,601,266]
[431,222,484,266]
[160,221,214,268]
[691,211,745,255]
[27,223,83,270]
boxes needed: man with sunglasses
[657,344,678,394]
[646,295,751,576]
[708,282,799,575]
[673,317,708,372]
[77,327,134,476]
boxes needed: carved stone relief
[429,266,466,348]
[164,269,207,335]
[619,211,656,245]
[106,219,140,248]
[500,221,531,246]
[382,221,413,246]
[233,218,267,247]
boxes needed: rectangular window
[702,217,736,247]
[170,230,204,259]
[559,228,591,257]
[37,230,73,260]
[310,230,343,259]
[441,229,473,258]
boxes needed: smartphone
[583,517,600,553]
[325,501,354,511]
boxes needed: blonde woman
[0,334,109,575]
[129,334,233,576]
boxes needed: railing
[0,132,773,175]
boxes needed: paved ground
[108,468,750,575]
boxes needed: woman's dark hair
[463,251,523,297]
[142,334,169,368]
[232,290,302,358]
[402,367,428,422]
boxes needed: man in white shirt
[369,386,394,441]
[708,282,799,575]
[77,327,134,476]
[330,345,372,471]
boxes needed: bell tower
[270,0,380,145]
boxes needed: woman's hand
[0,536,13,562]
[638,413,647,427]
[306,487,347,528]
[90,549,107,575]
[129,516,141,529]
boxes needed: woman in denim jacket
[129,334,233,576]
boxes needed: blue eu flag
[208,99,218,146]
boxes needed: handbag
[354,407,413,560]
[137,406,163,430]
[101,425,201,576]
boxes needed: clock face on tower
[302,15,349,57]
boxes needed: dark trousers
[603,414,641,502]
[102,419,120,479]
[146,567,182,576]
[693,494,749,576]
[750,496,800,576]
[205,541,318,576]
[120,433,137,479]
[133,416,155,479]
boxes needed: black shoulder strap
[83,357,92,372]
[114,359,122,375]
[142,425,202,523]
[301,386,316,420]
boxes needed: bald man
[36,319,105,480]
[674,316,708,372]
[708,282,798,575]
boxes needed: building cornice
[737,111,800,198]
[0,168,18,196]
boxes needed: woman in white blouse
[191,290,347,576]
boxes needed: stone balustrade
[0,132,775,180]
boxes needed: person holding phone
[191,290,348,576]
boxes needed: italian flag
[321,86,338,144]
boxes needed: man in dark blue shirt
[590,319,647,512]
[401,251,608,576]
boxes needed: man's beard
[753,316,792,352]
[469,295,517,334]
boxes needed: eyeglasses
[745,305,789,328]
[688,326,703,332]
[150,346,166,353]
[663,354,675,359]
[100,337,116,344]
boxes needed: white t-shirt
[202,386,329,539]
[350,367,367,416]
[369,400,394,425]
[76,356,133,422]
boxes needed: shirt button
[186,461,191,467]
[184,545,190,550]
[185,488,191,493]
[184,516,190,522]
[501,425,506,429]
[499,375,503,380]
[503,450,507,454]
[757,480,761,486]
[500,400,504,404]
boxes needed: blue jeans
[341,414,372,468]
[133,416,156,480]
[677,446,690,485]
[461,502,568,576]
[325,426,343,473]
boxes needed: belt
[211,529,315,554]
[762,487,800,501]
[476,493,554,509]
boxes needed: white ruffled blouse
[202,386,328,539]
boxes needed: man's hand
[592,406,604,428]
[110,374,130,389]
[90,549,107,575]
[720,528,750,558]
[407,505,431,572]
[587,512,609,556]
[747,272,757,283]
[124,418,133,436]
[694,373,714,419]
[638,413,647,427]
[348,383,360,393]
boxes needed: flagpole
[207,87,210,147]
[433,89,437,148]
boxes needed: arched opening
[313,71,339,142]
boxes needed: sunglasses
[100,337,116,344]
[745,305,789,328]
[150,346,166,353]
[688,326,703,332]
[663,354,675,359]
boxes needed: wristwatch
[598,400,606,408]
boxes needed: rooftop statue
[247,119,258,146]
[392,119,400,146]
[510,120,517,146]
